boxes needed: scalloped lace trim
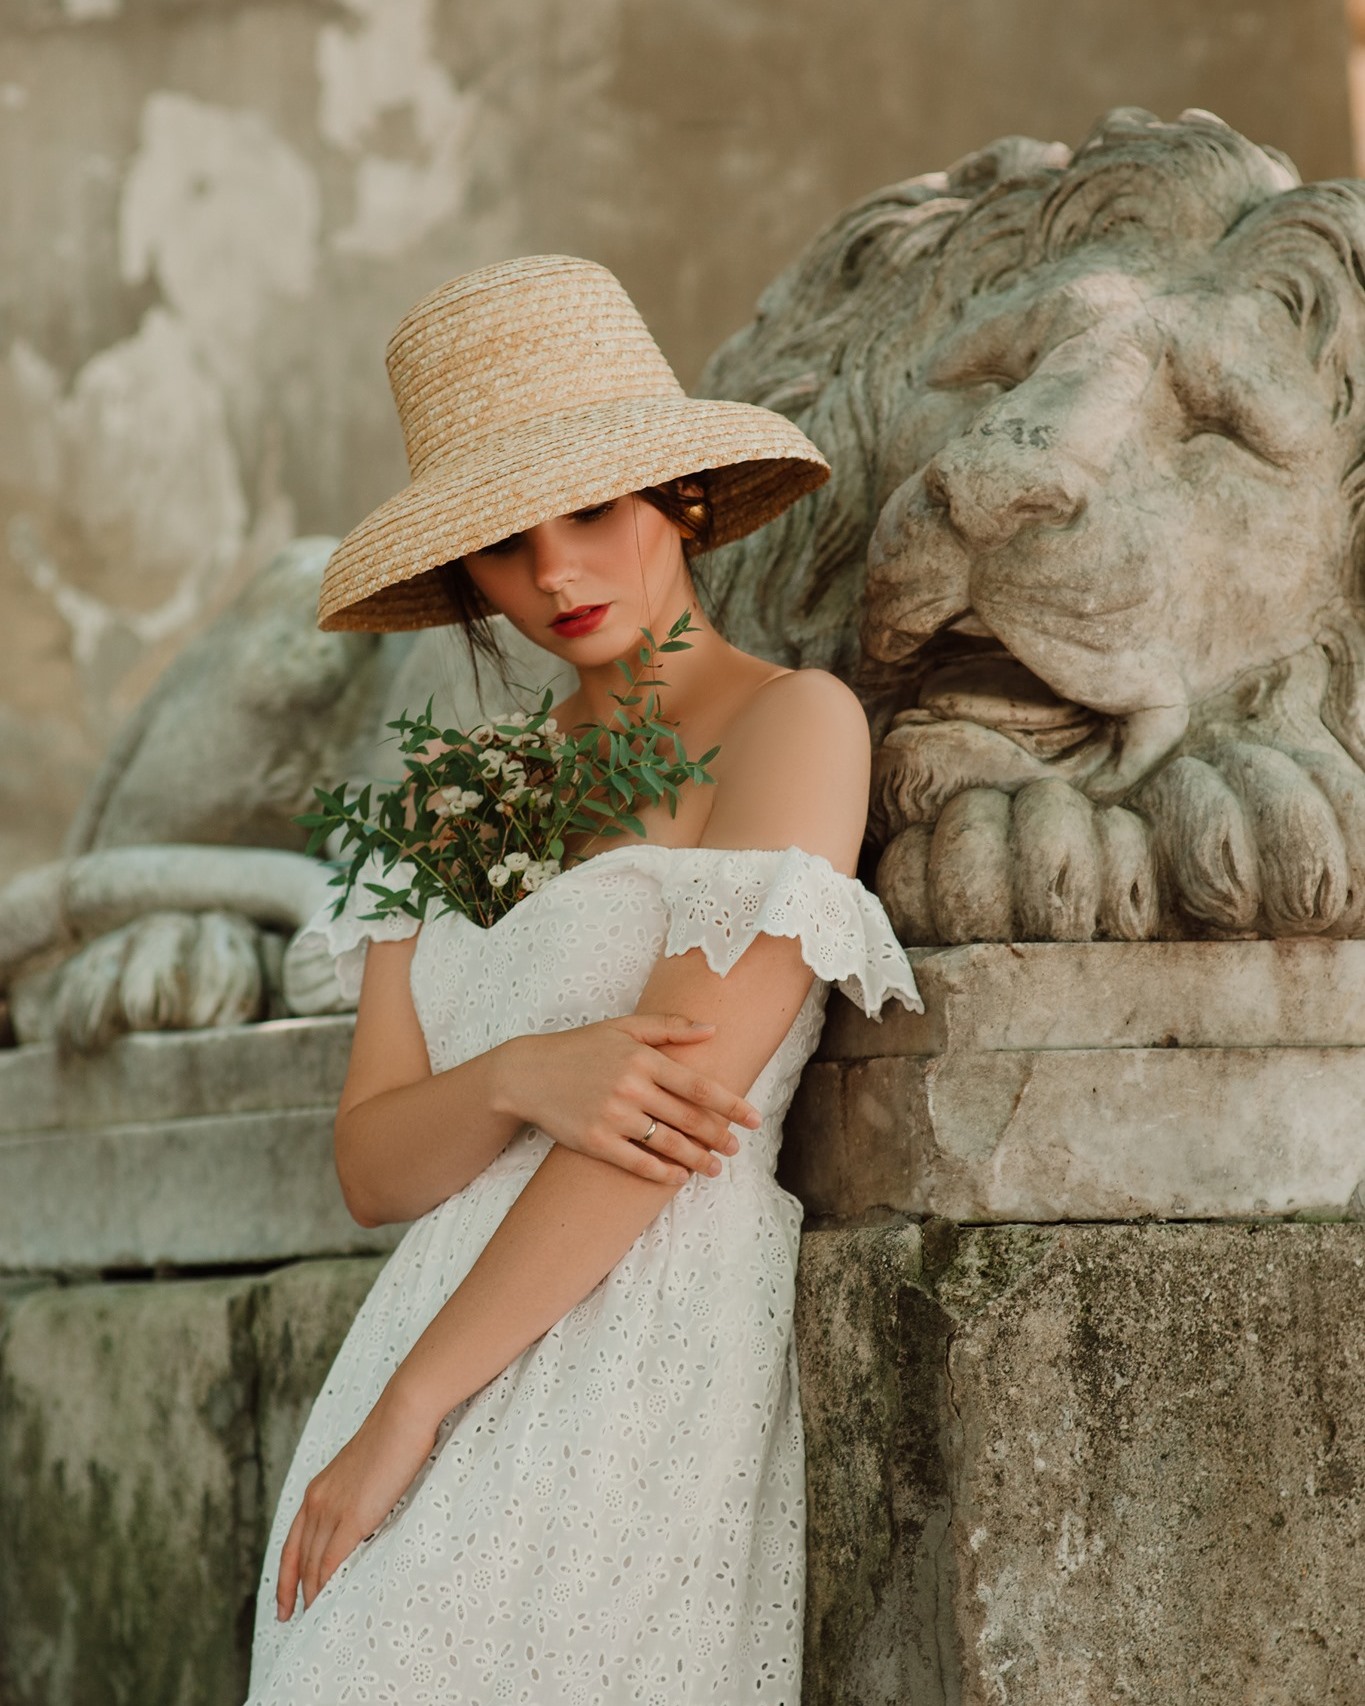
[296,842,921,1015]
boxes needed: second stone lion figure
[703,107,1365,945]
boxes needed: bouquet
[298,611,719,928]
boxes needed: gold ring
[639,1117,658,1144]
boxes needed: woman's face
[462,494,692,664]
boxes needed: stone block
[0,1275,260,1706]
[786,941,1365,1222]
[794,1221,1365,1706]
[817,939,1365,1059]
[793,1224,951,1704]
[786,1046,1365,1223]
[0,1017,403,1271]
[0,1016,356,1133]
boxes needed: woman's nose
[526,525,577,592]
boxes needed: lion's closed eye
[920,355,1024,395]
[1179,408,1286,469]
[1169,361,1288,468]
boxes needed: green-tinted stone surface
[0,1276,259,1706]
[796,1221,1365,1706]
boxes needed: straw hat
[317,254,831,631]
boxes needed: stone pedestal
[0,1259,384,1706]
[785,941,1365,1223]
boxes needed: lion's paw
[875,742,1365,944]
[1137,742,1364,938]
[20,910,268,1051]
[876,780,1160,944]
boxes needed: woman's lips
[550,604,609,637]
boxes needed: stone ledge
[0,1015,355,1133]
[783,1045,1365,1222]
[793,940,1365,1223]
[818,939,1365,1058]
[0,1108,402,1272]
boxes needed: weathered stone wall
[0,0,1351,887]
[0,1259,383,1706]
[796,1221,1365,1706]
[4,1224,1360,1705]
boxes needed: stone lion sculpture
[698,107,1365,943]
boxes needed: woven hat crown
[388,256,683,482]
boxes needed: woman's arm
[278,668,871,1614]
[333,939,762,1229]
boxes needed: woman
[247,254,921,1703]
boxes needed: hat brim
[317,394,830,632]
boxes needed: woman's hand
[496,1013,762,1184]
[275,1383,439,1622]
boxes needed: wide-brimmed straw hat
[317,254,831,631]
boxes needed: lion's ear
[1318,618,1365,769]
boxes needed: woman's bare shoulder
[702,666,871,869]
[725,664,869,752]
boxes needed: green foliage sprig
[297,610,718,928]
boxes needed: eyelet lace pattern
[247,843,920,1705]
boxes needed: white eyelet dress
[246,842,921,1706]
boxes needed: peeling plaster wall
[0,0,1352,883]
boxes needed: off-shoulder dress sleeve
[617,843,923,1017]
[290,852,423,1005]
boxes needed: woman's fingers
[613,1012,715,1048]
[652,1053,761,1130]
[613,1010,759,1127]
[643,1084,742,1157]
[634,1118,725,1178]
[301,1505,325,1609]
[613,1126,692,1185]
[276,1505,306,1621]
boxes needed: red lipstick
[550,603,609,637]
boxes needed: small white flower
[521,858,562,894]
[479,749,504,776]
[460,789,482,810]
[488,863,511,888]
[504,852,530,872]
[428,785,464,820]
[470,724,495,746]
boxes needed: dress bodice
[305,841,922,1181]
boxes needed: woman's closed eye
[569,500,617,523]
[470,532,523,558]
